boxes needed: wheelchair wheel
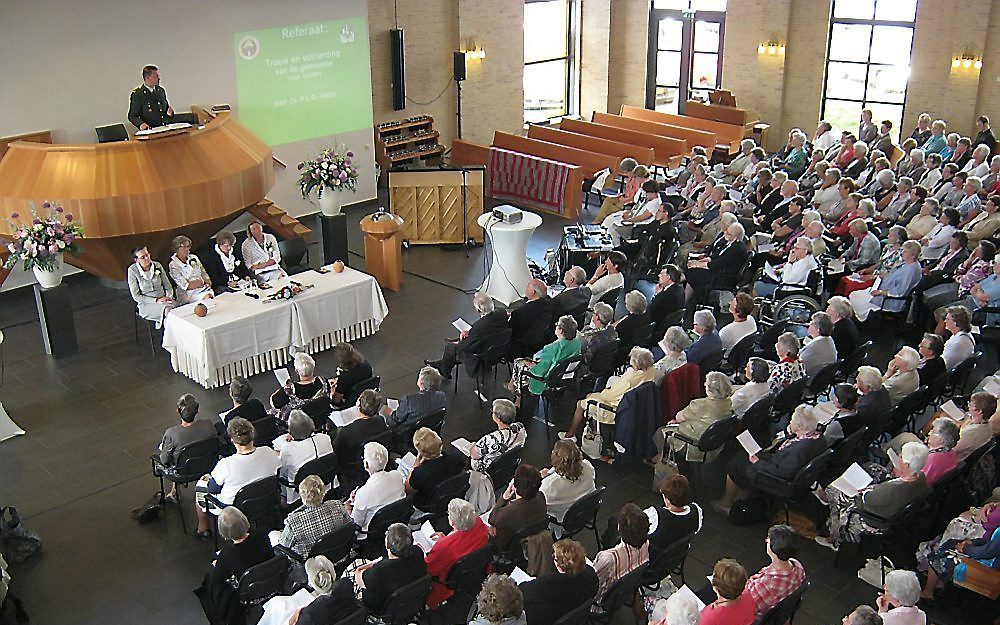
[772,294,821,336]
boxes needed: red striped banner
[486,147,572,216]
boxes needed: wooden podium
[359,213,405,292]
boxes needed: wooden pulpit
[359,213,404,292]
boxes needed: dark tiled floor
[0,200,990,625]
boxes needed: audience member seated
[407,428,465,512]
[614,290,651,349]
[877,570,926,625]
[470,574,526,625]
[698,558,755,625]
[489,464,547,553]
[604,179,661,247]
[916,333,946,385]
[850,240,923,322]
[684,223,750,304]
[941,305,976,369]
[593,157,645,223]
[652,326,692,374]
[767,332,806,393]
[592,503,650,614]
[560,347,657,460]
[274,410,333,503]
[509,279,558,358]
[553,266,592,315]
[270,353,331,428]
[854,366,893,432]
[333,390,389,493]
[259,555,358,625]
[384,366,447,428]
[890,391,996,463]
[539,439,596,526]
[330,342,374,408]
[345,441,403,534]
[920,209,961,260]
[202,230,249,293]
[800,312,839,378]
[579,303,618,362]
[194,507,273,625]
[519,539,599,625]
[754,237,818,298]
[427,292,509,380]
[918,500,1000,599]
[127,245,175,328]
[714,406,827,515]
[905,198,940,240]
[223,376,268,430]
[648,265,685,327]
[471,399,527,473]
[425,498,490,609]
[827,296,861,358]
[686,309,723,369]
[836,225,906,297]
[818,441,930,550]
[242,220,285,284]
[195,418,280,541]
[744,525,807,619]
[731,358,772,417]
[656,372,734,462]
[587,251,627,306]
[271,475,351,582]
[881,347,921,407]
[719,293,758,356]
[648,475,703,556]
[508,315,581,409]
[158,393,217,473]
[353,523,428,616]
[168,235,214,304]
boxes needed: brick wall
[607,0,649,114]
[580,0,611,119]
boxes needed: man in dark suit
[426,292,508,379]
[355,523,428,616]
[647,264,685,326]
[827,296,861,359]
[917,333,947,386]
[128,64,173,130]
[508,279,558,358]
[685,222,750,302]
[614,290,651,349]
[384,366,447,427]
[553,266,591,317]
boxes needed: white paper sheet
[757,242,776,253]
[887,448,901,472]
[452,437,474,456]
[387,398,400,411]
[510,567,535,584]
[830,462,874,497]
[0,403,25,442]
[736,430,762,456]
[413,520,439,554]
[828,258,846,273]
[396,452,417,477]
[645,506,659,534]
[330,405,360,427]
[452,318,472,333]
[674,585,706,612]
[941,400,965,421]
[983,379,1000,396]
[763,262,780,282]
[274,368,291,387]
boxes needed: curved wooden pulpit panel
[0,116,274,281]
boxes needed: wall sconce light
[461,37,486,61]
[952,52,982,70]
[758,40,785,56]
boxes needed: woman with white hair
[345,441,405,533]
[817,441,931,549]
[877,570,925,625]
[812,167,842,214]
[258,555,359,625]
[712,405,827,515]
[270,352,332,429]
[920,208,961,260]
[905,198,940,240]
[881,347,921,407]
[168,234,215,304]
[274,410,334,503]
[425,498,490,609]
[650,588,701,625]
[877,176,915,223]
[194,506,273,624]
[753,236,817,298]
[272,475,351,581]
[472,399,527,472]
[686,309,723,368]
[658,371,734,463]
[560,347,657,462]
[850,240,923,322]
[779,131,808,179]
[614,290,651,349]
[767,332,805,394]
[653,326,692,377]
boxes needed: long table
[161,267,388,388]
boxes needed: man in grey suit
[553,266,592,315]
[800,312,838,378]
[384,366,447,428]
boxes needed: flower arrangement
[2,202,84,271]
[297,146,359,199]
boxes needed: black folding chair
[642,533,692,591]
[670,414,740,478]
[740,394,775,448]
[753,448,835,524]
[356,496,414,559]
[835,341,873,384]
[485,446,523,493]
[238,555,289,608]
[391,407,446,455]
[551,599,593,625]
[279,451,338,502]
[590,563,649,624]
[753,318,789,360]
[150,437,221,533]
[368,575,432,625]
[721,332,759,379]
[549,485,606,548]
[274,522,357,574]
[757,579,810,625]
[802,360,841,404]
[442,543,493,612]
[332,607,368,625]
[414,471,470,520]
[206,475,282,547]
[770,377,808,425]
[599,286,623,307]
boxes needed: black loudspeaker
[320,214,350,267]
[390,28,405,111]
[453,50,466,82]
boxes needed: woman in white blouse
[941,306,976,369]
[242,220,286,284]
[540,439,596,525]
[812,167,843,214]
[906,198,940,240]
[719,293,758,356]
[920,208,961,260]
[168,235,214,304]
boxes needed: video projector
[491,205,523,224]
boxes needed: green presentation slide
[234,18,374,146]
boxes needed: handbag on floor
[581,421,602,459]
[0,508,40,564]
[653,449,679,490]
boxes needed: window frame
[644,3,726,114]
[820,0,918,142]
[523,0,580,124]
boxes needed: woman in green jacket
[510,315,581,405]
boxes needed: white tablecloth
[162,267,388,388]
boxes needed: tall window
[646,0,726,114]
[524,0,578,124]
[822,0,918,141]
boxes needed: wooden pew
[450,138,490,167]
[620,104,744,155]
[592,111,716,154]
[0,130,52,161]
[526,125,655,167]
[492,130,618,179]
[559,118,686,169]
[684,100,752,127]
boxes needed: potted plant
[2,202,84,288]
[297,146,360,216]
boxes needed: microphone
[244,292,260,299]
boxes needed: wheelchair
[754,265,825,337]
